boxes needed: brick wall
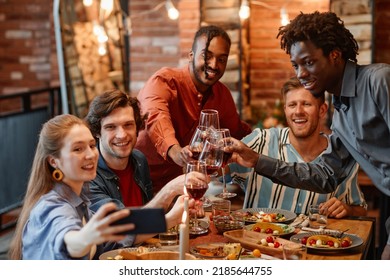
[375,0,390,63]
[129,0,182,94]
[0,0,53,95]
[128,0,199,94]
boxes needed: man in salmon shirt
[136,25,252,193]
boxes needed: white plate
[244,222,295,236]
[290,232,364,252]
[233,208,297,224]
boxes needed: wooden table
[189,213,376,260]
[204,181,245,211]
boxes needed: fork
[333,228,350,238]
[235,248,244,260]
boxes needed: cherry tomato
[265,228,273,234]
[341,239,351,248]
[326,240,334,247]
[266,236,274,243]
[343,237,352,245]
[273,241,281,248]
[301,236,308,245]
[253,226,261,232]
[309,239,317,246]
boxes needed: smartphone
[110,208,167,235]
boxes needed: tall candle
[179,197,189,260]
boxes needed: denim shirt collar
[52,182,91,219]
[97,150,117,180]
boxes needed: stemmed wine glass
[185,161,209,235]
[199,109,220,130]
[215,128,237,198]
[188,109,220,208]
[199,139,223,177]
[189,126,215,208]
[188,126,208,160]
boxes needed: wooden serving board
[223,229,296,259]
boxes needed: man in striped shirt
[228,77,367,218]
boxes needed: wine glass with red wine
[189,126,208,160]
[185,161,209,235]
[198,139,223,178]
[215,128,236,198]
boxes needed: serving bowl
[214,215,245,234]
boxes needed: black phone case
[110,208,167,235]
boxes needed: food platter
[189,242,279,260]
[290,232,364,252]
[223,229,297,259]
[190,242,229,259]
[244,222,295,236]
[233,208,297,224]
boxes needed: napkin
[290,214,309,228]
[300,227,343,237]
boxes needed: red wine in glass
[185,183,208,200]
[206,165,220,176]
[222,151,232,168]
[215,128,237,199]
[190,150,201,160]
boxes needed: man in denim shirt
[227,12,390,259]
[85,89,188,246]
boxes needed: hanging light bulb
[100,0,113,10]
[98,44,107,56]
[83,0,93,7]
[280,8,289,26]
[93,23,108,43]
[166,0,179,20]
[239,0,250,20]
[97,32,108,43]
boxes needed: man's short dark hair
[85,89,147,137]
[191,25,231,52]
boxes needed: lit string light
[239,0,250,20]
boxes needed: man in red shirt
[136,25,252,193]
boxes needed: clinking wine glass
[185,161,209,235]
[215,128,236,198]
[189,126,208,160]
[199,109,220,130]
[197,139,223,208]
[188,126,213,208]
[198,139,223,178]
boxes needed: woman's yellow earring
[52,169,64,181]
